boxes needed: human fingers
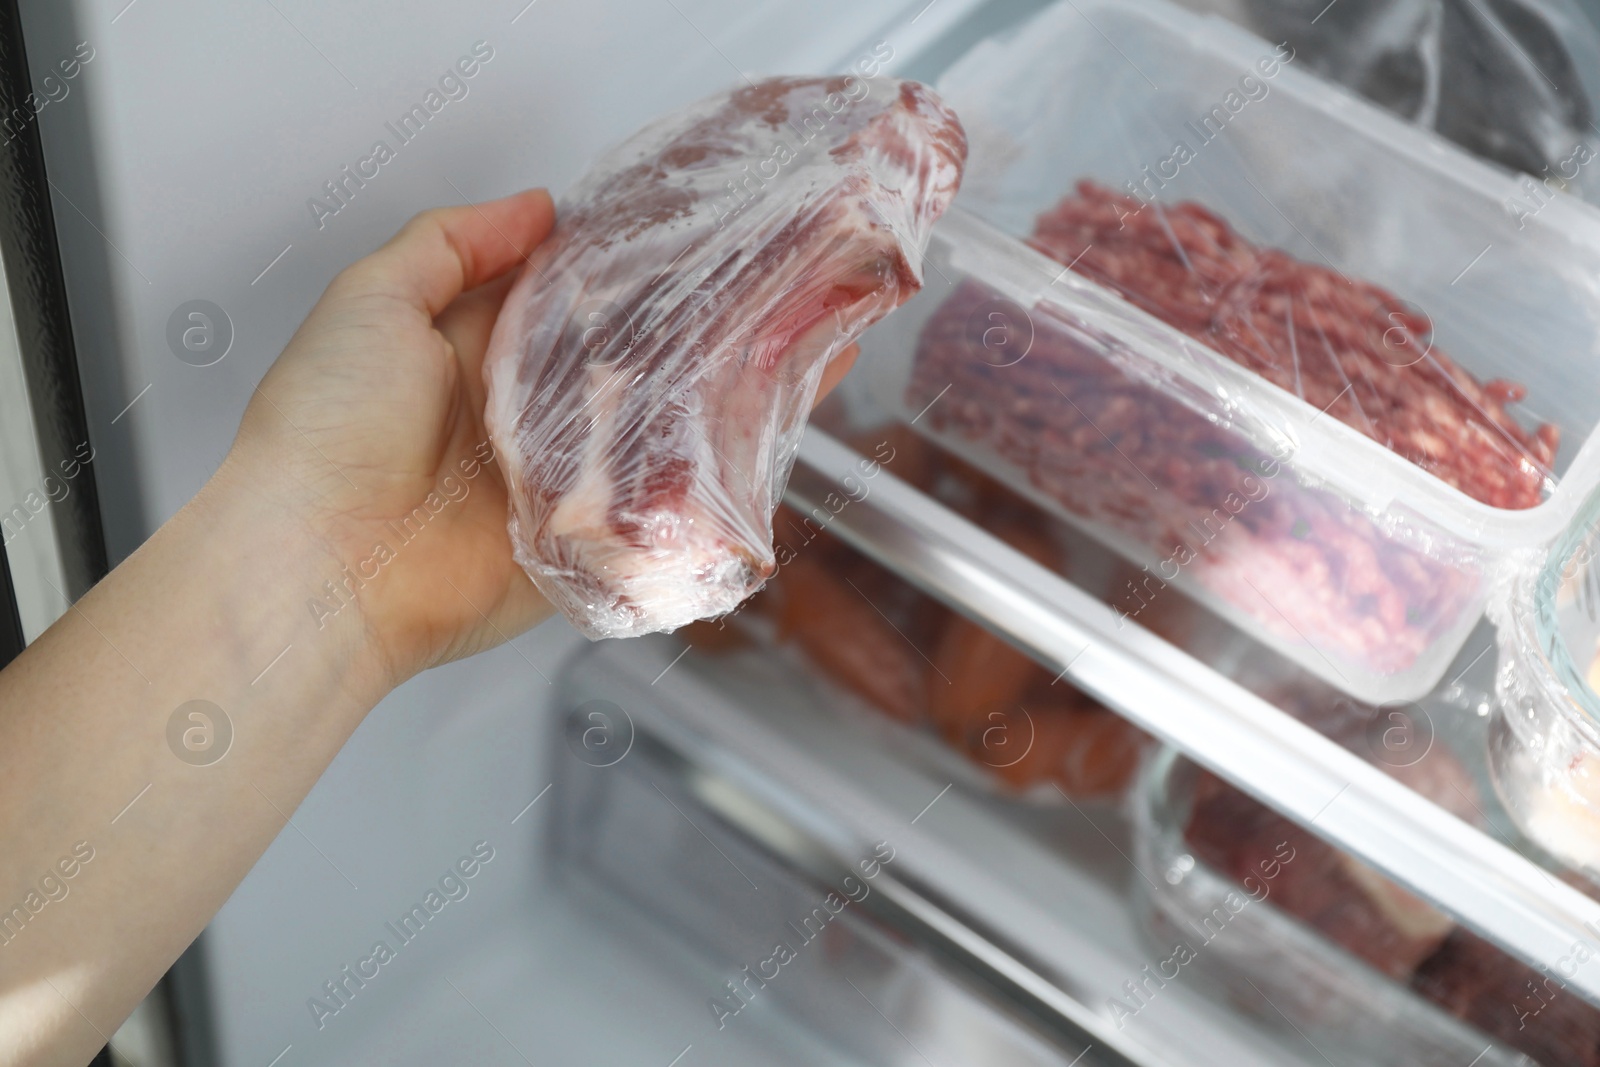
[436,271,517,369]
[341,188,556,317]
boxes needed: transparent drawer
[1133,747,1600,1066]
[550,633,1338,1066]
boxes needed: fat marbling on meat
[483,76,965,639]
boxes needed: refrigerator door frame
[0,0,105,626]
[0,3,214,1063]
[8,0,1597,1058]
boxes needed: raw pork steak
[483,76,965,639]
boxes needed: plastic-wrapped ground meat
[908,183,1558,677]
[1028,182,1559,510]
[910,278,1479,674]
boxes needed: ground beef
[906,183,1558,675]
[912,279,1475,673]
[1028,182,1558,510]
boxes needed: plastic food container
[1490,483,1600,876]
[858,0,1600,702]
[1133,748,1530,1067]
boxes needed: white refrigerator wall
[15,1,920,1063]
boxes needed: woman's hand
[220,189,560,688]
[0,188,863,1066]
[217,187,860,689]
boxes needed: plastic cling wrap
[906,185,1559,683]
[1026,184,1560,510]
[482,77,965,639]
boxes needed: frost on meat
[909,183,1558,675]
[484,77,965,639]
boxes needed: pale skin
[0,188,858,1066]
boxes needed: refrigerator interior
[19,0,1600,1064]
[10,0,1057,1063]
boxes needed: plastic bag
[482,76,965,640]
[1197,0,1600,192]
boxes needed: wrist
[193,451,403,708]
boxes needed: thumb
[343,188,556,317]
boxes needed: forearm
[0,189,561,1065]
[0,458,393,1066]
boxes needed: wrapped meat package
[483,76,965,639]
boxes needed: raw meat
[928,613,1037,737]
[727,447,1152,801]
[484,76,966,639]
[955,703,1147,798]
[1186,740,1600,1062]
[906,183,1558,676]
[1028,183,1559,510]
[1412,929,1600,1066]
[927,517,1060,736]
[1184,709,1482,984]
[910,275,1479,674]
[774,551,927,724]
[1184,770,1455,980]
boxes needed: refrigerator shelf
[787,427,1600,1007]
[557,637,1324,1066]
